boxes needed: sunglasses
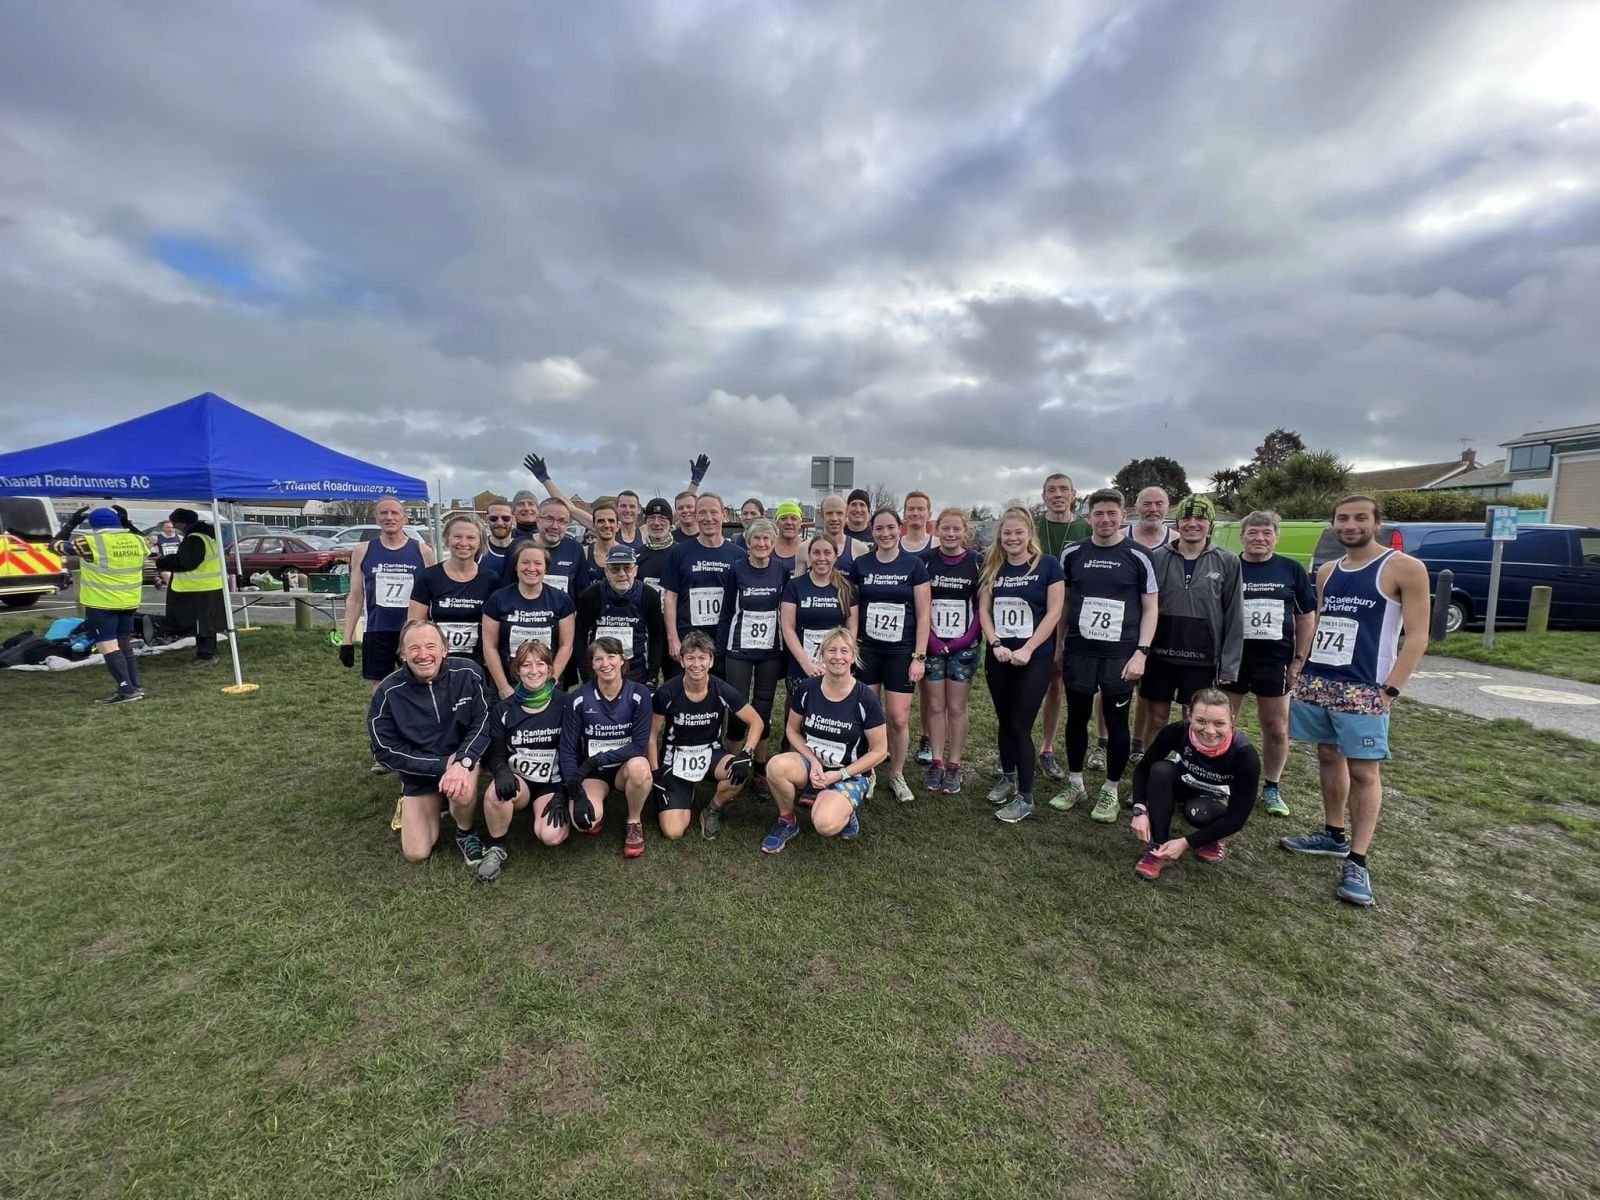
[486,515,514,523]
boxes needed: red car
[229,535,351,585]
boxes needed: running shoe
[1087,745,1107,773]
[1337,861,1374,906]
[456,831,485,867]
[839,811,861,840]
[476,845,508,883]
[1089,783,1120,824]
[370,761,393,776]
[868,769,879,797]
[761,817,800,855]
[888,775,914,805]
[1134,852,1165,881]
[924,763,945,792]
[915,736,933,766]
[1262,784,1290,818]
[623,821,645,858]
[1048,782,1088,812]
[985,774,1017,806]
[1281,830,1350,857]
[1196,839,1226,864]
[390,795,403,832]
[1037,751,1065,781]
[752,772,771,803]
[186,655,219,669]
[995,794,1034,824]
[1127,748,1144,768]
[700,801,725,840]
[941,765,963,795]
[96,690,143,705]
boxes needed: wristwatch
[911,651,926,662]
[457,755,476,770]
[1381,685,1401,698]
[1135,645,1151,654]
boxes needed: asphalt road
[18,586,344,628]
[1404,655,1600,743]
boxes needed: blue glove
[522,452,550,483]
[689,453,710,485]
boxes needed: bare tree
[868,482,900,514]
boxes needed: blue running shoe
[1337,861,1375,906]
[761,817,801,855]
[1280,830,1350,857]
[839,811,861,840]
[1263,784,1290,817]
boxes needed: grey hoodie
[1148,541,1245,682]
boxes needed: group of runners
[349,455,1429,908]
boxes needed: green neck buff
[514,680,554,710]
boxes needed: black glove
[338,643,356,669]
[493,768,520,802]
[726,749,754,787]
[112,504,136,531]
[58,507,90,539]
[522,452,550,483]
[545,782,570,829]
[576,755,602,781]
[689,453,710,484]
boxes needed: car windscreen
[0,497,54,540]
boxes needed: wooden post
[1527,586,1552,635]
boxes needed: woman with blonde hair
[920,507,981,794]
[979,507,1065,823]
[760,627,887,854]
[409,513,498,663]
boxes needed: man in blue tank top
[1282,494,1429,907]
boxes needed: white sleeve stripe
[369,679,446,768]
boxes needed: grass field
[3,618,1598,1198]
[1436,630,1600,685]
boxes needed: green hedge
[1376,490,1546,521]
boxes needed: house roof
[1503,422,1600,447]
[1348,460,1478,491]
[1424,459,1515,490]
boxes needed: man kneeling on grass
[369,619,493,864]
[1128,688,1260,881]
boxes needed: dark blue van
[1311,523,1600,632]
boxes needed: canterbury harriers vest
[77,530,147,610]
[170,533,225,593]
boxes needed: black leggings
[1066,688,1132,780]
[985,649,1054,793]
[722,656,783,758]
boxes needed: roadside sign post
[1482,506,1518,650]
[810,455,855,511]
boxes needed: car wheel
[1445,598,1468,634]
[1,593,40,608]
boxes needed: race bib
[587,735,629,757]
[805,736,848,768]
[1077,595,1123,643]
[739,608,777,651]
[544,573,570,593]
[689,586,722,627]
[670,743,715,783]
[994,596,1034,641]
[511,748,557,783]
[1243,598,1284,642]
[509,621,552,652]
[597,621,635,659]
[864,601,905,643]
[438,622,479,653]
[802,628,826,661]
[1308,616,1358,667]
[374,570,414,609]
[931,598,967,640]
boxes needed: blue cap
[605,545,637,565]
[88,508,121,529]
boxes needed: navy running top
[487,691,572,788]
[987,554,1065,652]
[561,679,653,777]
[361,536,426,633]
[1239,554,1316,666]
[654,674,746,778]
[782,573,853,676]
[1061,539,1158,659]
[411,563,499,659]
[662,538,742,640]
[791,676,885,771]
[1304,551,1402,689]
[924,548,981,654]
[483,583,576,667]
[499,534,585,595]
[721,557,791,662]
[849,548,930,653]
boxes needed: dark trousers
[984,650,1054,793]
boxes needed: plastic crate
[308,572,351,594]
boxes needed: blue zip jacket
[560,679,653,778]
[368,658,493,776]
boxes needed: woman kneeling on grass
[477,640,575,882]
[1129,687,1260,881]
[561,637,654,858]
[368,620,493,865]
[650,631,763,842]
[761,628,888,854]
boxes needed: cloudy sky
[3,0,1598,508]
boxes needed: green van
[1211,520,1323,568]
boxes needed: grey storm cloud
[2,0,1598,508]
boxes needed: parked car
[291,524,347,540]
[229,535,352,587]
[1310,522,1600,632]
[329,525,430,546]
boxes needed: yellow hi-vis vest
[170,532,224,593]
[75,530,146,611]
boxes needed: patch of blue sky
[148,235,264,293]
